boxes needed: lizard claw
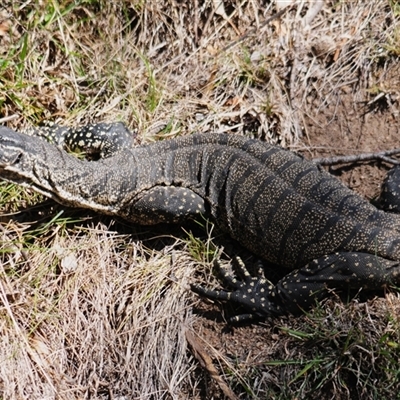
[191,257,282,321]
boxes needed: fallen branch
[186,330,239,400]
[312,149,400,166]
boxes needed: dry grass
[0,1,400,399]
[0,218,204,398]
[2,1,399,143]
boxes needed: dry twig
[186,330,239,400]
[313,148,400,166]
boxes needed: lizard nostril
[12,152,23,164]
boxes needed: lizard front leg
[192,252,400,321]
[126,186,207,224]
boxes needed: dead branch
[313,148,400,166]
[186,330,239,400]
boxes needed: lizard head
[0,125,88,203]
[0,126,29,167]
[0,125,58,191]
[0,125,131,213]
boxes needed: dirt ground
[303,63,400,200]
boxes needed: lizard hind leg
[269,252,400,315]
[379,165,400,213]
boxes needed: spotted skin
[1,123,400,321]
[24,121,135,157]
[128,186,206,223]
[379,165,400,213]
[192,257,278,321]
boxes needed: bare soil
[302,63,400,200]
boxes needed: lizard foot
[191,257,281,322]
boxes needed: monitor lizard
[0,123,399,320]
